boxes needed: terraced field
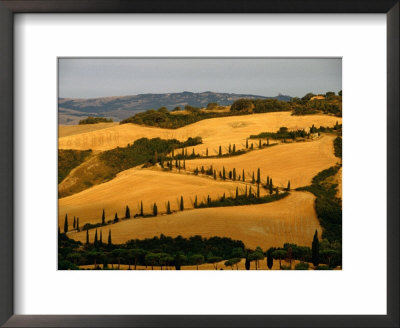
[65,191,321,250]
[58,112,341,152]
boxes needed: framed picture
[0,0,398,327]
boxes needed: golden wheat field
[58,112,341,151]
[59,122,119,138]
[65,191,321,250]
[184,134,338,189]
[58,167,259,227]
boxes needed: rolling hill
[59,91,291,124]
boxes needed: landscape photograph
[58,58,342,270]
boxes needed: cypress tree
[312,230,319,267]
[201,166,205,174]
[73,216,76,229]
[246,139,248,148]
[102,209,105,225]
[160,156,164,168]
[242,169,245,182]
[245,185,248,197]
[233,168,236,181]
[153,203,158,216]
[257,168,260,184]
[178,160,181,171]
[267,249,273,269]
[275,187,279,195]
[259,139,262,148]
[267,138,270,146]
[287,180,291,191]
[76,217,80,231]
[108,230,112,245]
[257,184,260,198]
[219,145,222,156]
[252,172,255,184]
[180,196,184,211]
[269,182,273,195]
[266,176,270,187]
[228,144,231,153]
[213,170,217,180]
[192,148,195,157]
[249,186,252,197]
[64,214,68,233]
[206,148,208,156]
[245,257,250,270]
[86,229,89,244]
[94,229,98,247]
[238,174,241,181]
[140,201,144,216]
[114,212,119,223]
[221,192,225,201]
[233,144,236,153]
[207,195,211,206]
[223,167,226,180]
[185,148,188,157]
[99,230,103,246]
[194,195,198,208]
[183,160,186,169]
[172,149,175,158]
[125,205,130,219]
[175,159,178,168]
[251,143,253,150]
[169,160,172,170]
[219,171,222,178]
[167,201,171,214]
[229,171,232,179]
[235,187,239,199]
[182,148,184,157]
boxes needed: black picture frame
[0,1,398,327]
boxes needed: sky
[59,58,342,99]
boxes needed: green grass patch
[58,149,92,184]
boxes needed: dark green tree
[102,209,105,225]
[257,184,260,198]
[206,148,208,156]
[167,201,172,214]
[64,214,68,233]
[219,145,222,156]
[257,168,260,184]
[76,217,80,231]
[242,169,245,182]
[213,170,217,180]
[194,195,198,208]
[312,230,320,267]
[251,143,254,150]
[153,203,158,216]
[114,212,119,223]
[246,139,249,148]
[259,139,262,148]
[235,187,239,199]
[180,196,184,211]
[245,257,250,270]
[229,171,232,179]
[86,229,89,244]
[99,230,103,246]
[140,201,144,216]
[125,205,130,219]
[108,229,112,246]
[266,248,274,269]
[232,144,236,153]
[73,216,76,229]
[252,172,255,184]
[222,167,226,180]
[229,144,231,153]
[248,186,252,197]
[94,229,98,247]
[233,168,236,181]
[287,180,291,191]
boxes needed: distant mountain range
[58,91,292,125]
